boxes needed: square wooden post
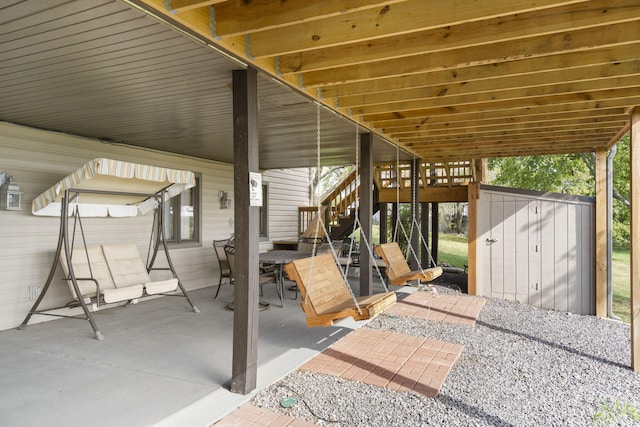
[230,67,260,394]
[360,133,373,296]
[631,107,640,372]
[467,182,479,296]
[595,149,607,318]
[409,158,420,270]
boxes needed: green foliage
[488,154,593,195]
[593,400,640,426]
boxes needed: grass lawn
[612,248,631,323]
[438,233,469,269]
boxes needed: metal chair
[213,239,232,299]
[224,246,273,310]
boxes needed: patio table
[259,250,311,307]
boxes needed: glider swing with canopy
[18,158,199,340]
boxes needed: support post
[631,106,640,372]
[421,202,429,267]
[467,183,479,295]
[230,68,260,394]
[380,202,388,244]
[409,158,420,270]
[431,202,439,267]
[360,133,373,296]
[595,149,607,318]
[391,203,398,242]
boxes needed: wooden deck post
[421,202,429,267]
[409,158,420,270]
[380,202,388,244]
[230,67,260,394]
[595,149,607,318]
[631,106,640,372]
[467,182,479,295]
[360,133,373,296]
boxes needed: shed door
[487,196,541,307]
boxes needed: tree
[308,165,353,205]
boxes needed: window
[164,177,200,245]
[259,183,268,238]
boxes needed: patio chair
[213,239,233,299]
[224,246,276,310]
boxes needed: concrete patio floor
[0,276,390,427]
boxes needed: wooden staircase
[298,160,481,239]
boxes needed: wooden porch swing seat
[375,242,443,286]
[284,253,396,327]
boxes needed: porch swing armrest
[63,276,101,300]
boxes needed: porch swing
[18,158,199,340]
[283,105,396,327]
[375,149,443,286]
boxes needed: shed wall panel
[476,186,595,315]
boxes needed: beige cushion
[103,284,144,304]
[102,244,151,287]
[145,278,178,295]
[60,246,117,300]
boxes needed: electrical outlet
[29,284,43,301]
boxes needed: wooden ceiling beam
[394,120,624,144]
[369,100,638,128]
[382,109,627,134]
[337,61,640,109]
[390,118,628,139]
[400,129,618,146]
[351,75,640,115]
[248,0,587,58]
[415,144,608,161]
[166,0,226,14]
[411,138,608,151]
[211,0,406,37]
[301,20,640,86]
[279,0,639,74]
[321,44,640,98]
[362,90,640,122]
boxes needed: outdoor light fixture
[218,190,231,209]
[0,171,22,210]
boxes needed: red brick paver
[214,404,317,426]
[300,328,463,398]
[385,291,486,326]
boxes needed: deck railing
[298,160,478,236]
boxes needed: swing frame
[18,187,199,340]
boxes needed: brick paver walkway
[213,404,317,426]
[385,291,486,326]
[300,328,462,397]
[213,291,482,426]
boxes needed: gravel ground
[251,286,640,426]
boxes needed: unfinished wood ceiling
[132,0,640,162]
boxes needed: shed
[475,185,595,315]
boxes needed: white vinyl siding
[260,168,310,251]
[0,122,308,330]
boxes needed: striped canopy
[32,158,196,217]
